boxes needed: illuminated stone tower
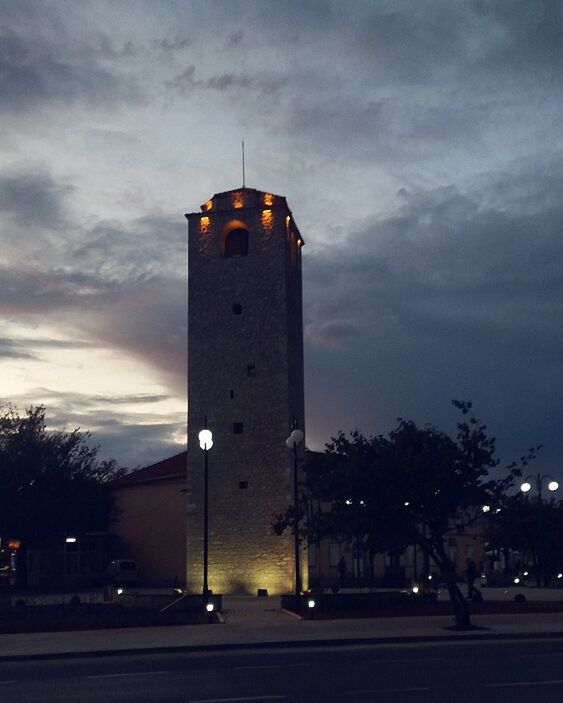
[185,188,305,595]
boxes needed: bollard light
[205,602,214,612]
[307,599,316,609]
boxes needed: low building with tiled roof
[110,452,187,586]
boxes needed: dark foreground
[1,637,562,702]
[0,604,213,633]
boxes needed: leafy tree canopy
[275,400,538,628]
[0,404,124,541]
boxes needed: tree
[489,494,563,587]
[274,401,536,629]
[0,405,124,589]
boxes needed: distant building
[185,188,306,594]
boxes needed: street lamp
[520,473,559,501]
[198,423,213,597]
[286,427,304,597]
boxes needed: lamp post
[198,422,213,597]
[286,427,304,597]
[520,473,559,502]
[520,473,559,588]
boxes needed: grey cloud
[168,64,285,96]
[0,24,142,113]
[473,0,563,74]
[0,338,37,360]
[0,336,95,361]
[0,391,185,468]
[154,36,192,52]
[303,160,563,473]
[226,30,244,47]
[0,170,71,228]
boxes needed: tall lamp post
[198,423,213,597]
[286,428,304,597]
[520,473,559,502]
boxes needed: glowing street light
[198,421,213,596]
[520,473,559,501]
[286,427,304,598]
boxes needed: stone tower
[185,188,305,595]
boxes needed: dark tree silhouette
[489,494,563,587]
[274,401,536,629]
[0,405,124,589]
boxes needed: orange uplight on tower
[199,216,211,233]
[261,209,273,231]
[263,193,274,206]
[233,192,244,209]
[202,199,213,212]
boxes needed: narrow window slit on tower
[246,364,256,377]
[230,389,234,398]
[232,303,242,315]
[233,422,244,434]
[239,481,248,490]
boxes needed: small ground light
[117,588,124,595]
[412,585,420,594]
[523,571,529,576]
[427,575,432,580]
[205,602,214,612]
[514,577,520,584]
[307,599,316,609]
[548,480,559,492]
[558,573,562,579]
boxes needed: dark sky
[1,1,562,486]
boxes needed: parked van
[106,559,138,584]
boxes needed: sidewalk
[1,595,562,661]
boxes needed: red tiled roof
[111,451,187,488]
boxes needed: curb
[2,630,563,663]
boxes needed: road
[1,638,562,702]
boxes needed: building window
[246,364,256,377]
[233,422,244,434]
[329,542,341,567]
[232,303,242,315]
[225,228,249,258]
[230,389,234,398]
[239,480,248,490]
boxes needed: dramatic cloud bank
[1,1,562,479]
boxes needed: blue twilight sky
[1,1,562,484]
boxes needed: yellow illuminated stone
[199,216,211,233]
[263,193,274,206]
[232,192,244,209]
[202,200,213,212]
[261,209,274,231]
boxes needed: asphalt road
[1,638,562,702]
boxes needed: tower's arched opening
[224,227,249,257]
